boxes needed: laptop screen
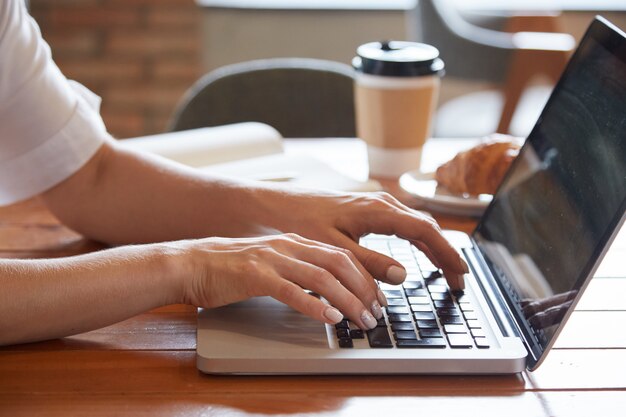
[473,17,626,368]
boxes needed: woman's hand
[0,232,386,345]
[172,233,387,330]
[257,189,469,290]
[41,142,467,290]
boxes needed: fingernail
[377,288,389,307]
[386,265,407,283]
[323,306,344,324]
[371,300,383,319]
[453,274,466,291]
[459,257,470,274]
[361,310,378,330]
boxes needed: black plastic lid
[353,41,445,77]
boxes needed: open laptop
[196,17,626,375]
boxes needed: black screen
[473,18,626,362]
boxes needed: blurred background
[30,0,626,139]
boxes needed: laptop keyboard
[334,235,490,350]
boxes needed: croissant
[435,139,520,196]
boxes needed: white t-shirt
[0,0,108,206]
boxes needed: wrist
[227,181,294,235]
[245,184,330,234]
[148,242,192,306]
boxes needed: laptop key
[419,263,439,274]
[382,290,403,299]
[419,328,443,338]
[336,329,350,339]
[415,320,439,329]
[433,300,455,309]
[387,306,410,315]
[350,329,365,339]
[405,289,428,297]
[391,322,415,332]
[402,281,424,289]
[338,338,353,348]
[405,273,423,282]
[378,282,399,290]
[459,303,474,312]
[443,324,467,334]
[430,293,452,301]
[439,316,463,325]
[387,298,407,306]
[474,337,490,349]
[335,320,349,330]
[388,313,412,322]
[466,319,481,329]
[436,308,460,317]
[410,304,433,313]
[407,296,430,305]
[447,334,474,348]
[463,311,478,320]
[404,268,421,276]
[404,267,422,284]
[396,338,446,348]
[470,328,486,338]
[427,285,448,293]
[394,330,418,340]
[366,327,393,348]
[413,312,436,321]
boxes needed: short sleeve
[0,1,108,206]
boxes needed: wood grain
[0,393,554,417]
[2,391,624,417]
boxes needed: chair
[168,58,356,138]
[414,0,575,137]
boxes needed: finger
[410,237,464,291]
[357,207,468,277]
[281,234,388,311]
[394,216,467,291]
[310,232,390,306]
[264,274,345,325]
[442,268,466,292]
[396,220,466,274]
[271,252,379,330]
[409,239,442,269]
[335,232,407,286]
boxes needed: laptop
[196,17,626,375]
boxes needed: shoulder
[0,1,108,206]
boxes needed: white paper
[118,122,283,167]
[203,154,381,192]
[119,122,381,193]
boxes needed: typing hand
[173,233,387,330]
[263,190,469,290]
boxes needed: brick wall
[30,0,204,139]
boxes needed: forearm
[0,244,183,346]
[40,139,288,244]
[39,138,467,290]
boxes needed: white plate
[399,170,492,217]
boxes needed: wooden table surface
[1,138,625,416]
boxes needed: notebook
[196,17,626,375]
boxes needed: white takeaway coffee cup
[353,41,444,178]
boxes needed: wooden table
[1,138,625,416]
